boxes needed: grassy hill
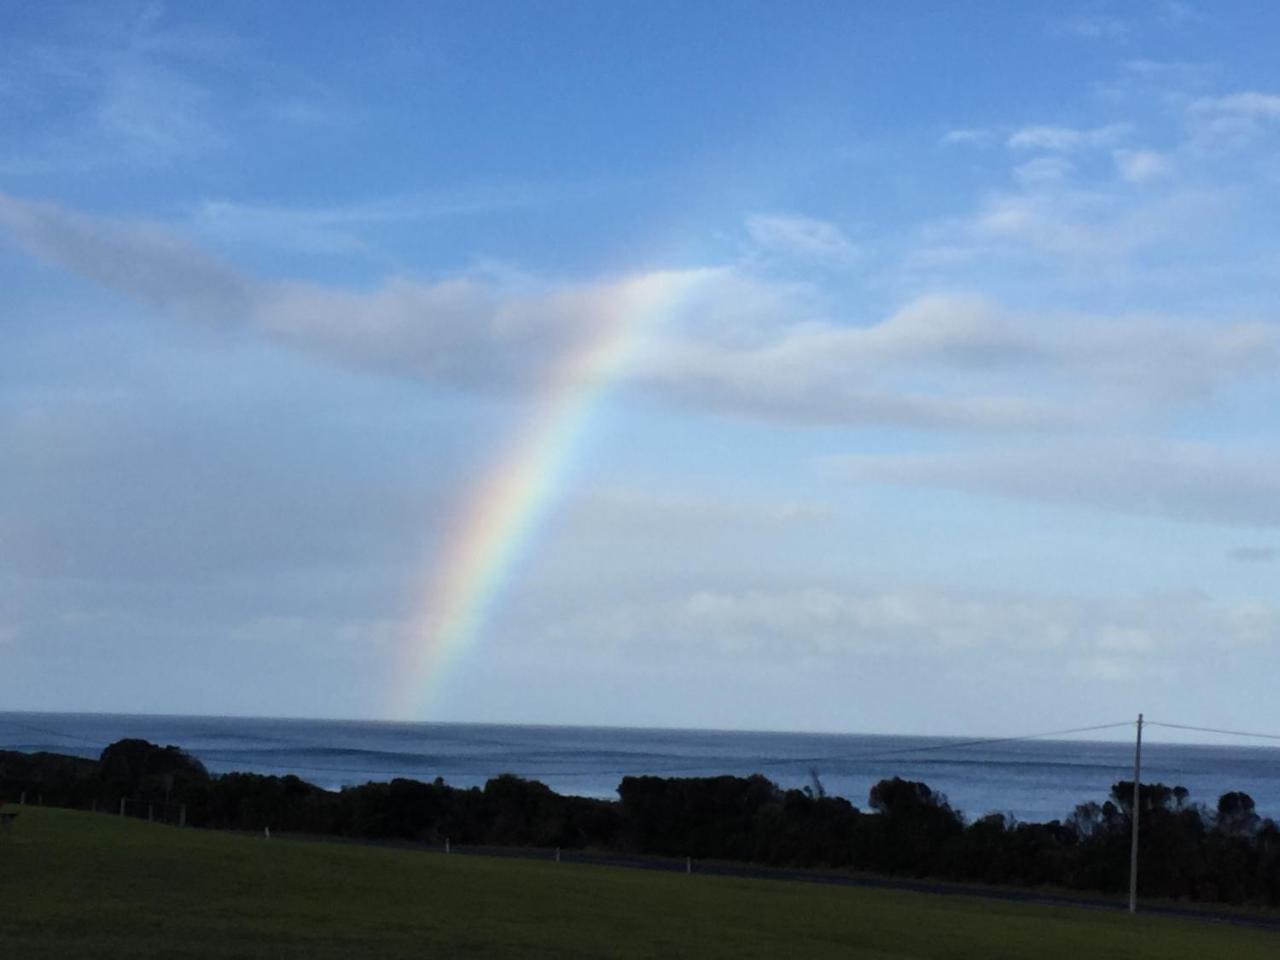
[1,805,1277,959]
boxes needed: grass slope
[1,806,1277,959]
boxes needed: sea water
[3,711,1278,824]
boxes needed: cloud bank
[536,584,1280,683]
[3,192,1275,438]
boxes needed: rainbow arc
[398,269,714,716]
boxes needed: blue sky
[2,1,1278,736]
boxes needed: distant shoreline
[4,710,1280,825]
[7,736,1280,912]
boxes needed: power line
[596,721,1140,777]
[0,717,103,747]
[536,721,1141,777]
[1146,721,1280,744]
[826,721,1136,766]
[741,721,1138,773]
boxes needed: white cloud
[745,214,860,266]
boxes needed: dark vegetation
[4,739,1280,907]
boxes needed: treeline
[4,739,1280,906]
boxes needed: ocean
[3,711,1279,824]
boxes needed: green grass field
[2,806,1278,959]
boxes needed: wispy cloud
[1012,156,1075,187]
[921,75,1280,297]
[639,294,1066,430]
[1190,92,1280,119]
[941,128,990,146]
[1159,2,1206,28]
[0,193,255,321]
[1228,546,1276,564]
[908,160,1235,283]
[1051,4,1206,43]
[94,32,226,163]
[1052,14,1130,40]
[1094,59,1218,103]
[537,583,1279,669]
[1007,123,1131,152]
[192,181,608,257]
[1113,148,1171,182]
[745,214,860,267]
[834,440,1280,528]
[1186,91,1280,151]
[0,6,334,172]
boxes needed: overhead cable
[1146,720,1280,744]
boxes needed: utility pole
[1128,712,1143,914]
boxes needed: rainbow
[395,268,714,716]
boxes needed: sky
[1,1,1278,736]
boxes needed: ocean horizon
[4,711,1279,825]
